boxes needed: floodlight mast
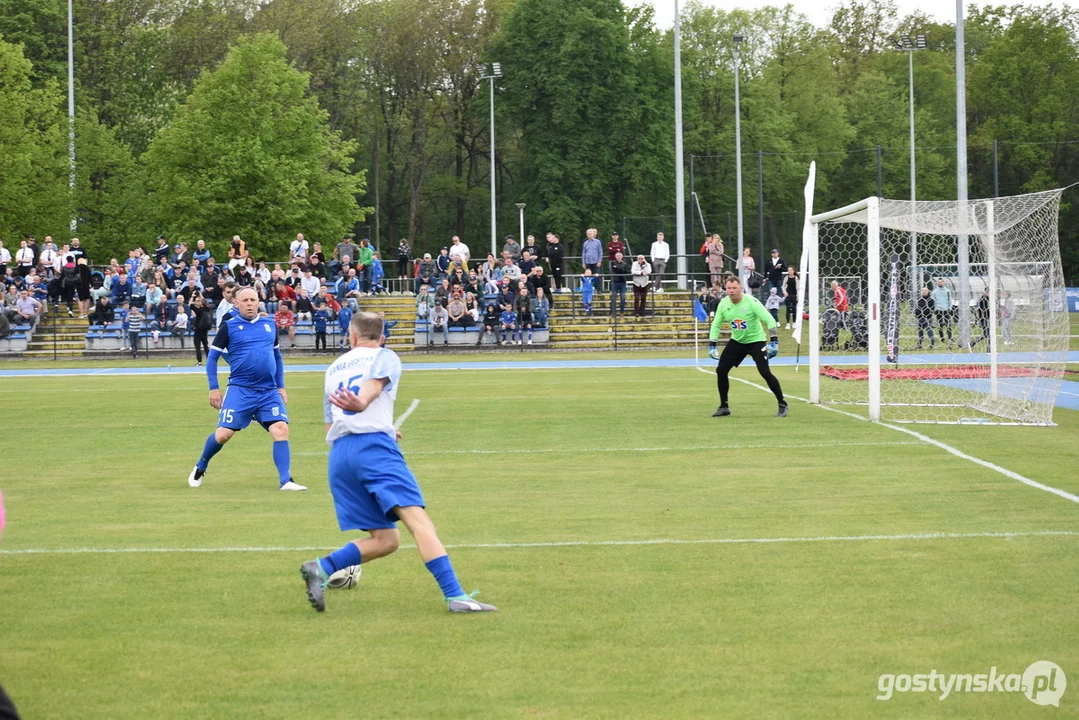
[480,63,503,257]
[733,33,745,284]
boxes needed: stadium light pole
[67,0,76,231]
[893,33,926,300]
[673,0,687,289]
[733,33,745,283]
[515,203,526,246]
[481,63,503,258]
[956,1,971,346]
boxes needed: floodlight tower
[480,62,503,257]
[892,33,927,299]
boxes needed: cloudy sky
[635,0,1071,29]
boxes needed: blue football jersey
[210,314,280,389]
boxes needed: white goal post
[796,162,1069,426]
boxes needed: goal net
[802,182,1068,425]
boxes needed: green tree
[0,37,70,241]
[0,0,66,86]
[493,0,642,248]
[139,33,365,257]
[73,106,145,261]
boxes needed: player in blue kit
[299,311,496,613]
[187,286,307,491]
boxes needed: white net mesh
[812,190,1068,425]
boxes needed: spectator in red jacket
[831,280,849,327]
[607,231,626,262]
[275,300,296,348]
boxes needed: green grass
[1,364,1078,718]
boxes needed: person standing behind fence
[931,278,953,345]
[314,302,331,354]
[766,249,787,293]
[831,280,849,328]
[191,294,213,366]
[765,288,781,322]
[741,248,756,290]
[396,239,412,279]
[705,234,725,286]
[609,252,629,317]
[580,269,596,315]
[783,267,798,329]
[581,229,603,278]
[545,234,565,293]
[650,232,669,293]
[1001,291,1016,345]
[631,255,651,316]
[60,256,81,317]
[128,305,144,358]
[914,287,934,349]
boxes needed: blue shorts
[327,433,425,531]
[218,385,288,431]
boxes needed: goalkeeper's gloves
[765,339,779,360]
[708,342,720,360]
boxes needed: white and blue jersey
[208,314,287,431]
[323,346,424,530]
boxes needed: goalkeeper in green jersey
[708,276,788,417]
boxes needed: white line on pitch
[294,440,921,458]
[692,365,1079,506]
[0,530,1074,555]
[393,399,420,429]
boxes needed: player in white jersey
[299,312,497,614]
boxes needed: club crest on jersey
[265,324,271,332]
[239,324,244,330]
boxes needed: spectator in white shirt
[300,268,320,297]
[15,241,34,277]
[39,241,60,278]
[290,233,309,264]
[15,290,42,327]
[448,235,470,266]
[631,255,652,316]
[649,232,670,293]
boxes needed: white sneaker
[517,340,522,345]
[657,288,664,293]
[280,480,307,491]
[188,466,204,488]
[527,339,532,345]
[785,323,791,329]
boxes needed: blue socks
[425,554,465,599]
[272,440,290,485]
[319,542,362,576]
[197,434,224,471]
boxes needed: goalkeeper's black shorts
[717,339,768,370]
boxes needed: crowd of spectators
[0,232,395,355]
[1,226,698,348]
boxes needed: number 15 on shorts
[219,408,234,425]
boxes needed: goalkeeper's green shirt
[709,294,777,344]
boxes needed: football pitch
[1,358,1078,718]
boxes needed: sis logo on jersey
[731,319,748,330]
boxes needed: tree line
[0,0,1077,280]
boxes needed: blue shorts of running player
[218,385,289,431]
[327,432,426,531]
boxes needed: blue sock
[425,555,465,599]
[196,434,224,471]
[272,440,290,485]
[319,542,362,576]
[528,327,533,340]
